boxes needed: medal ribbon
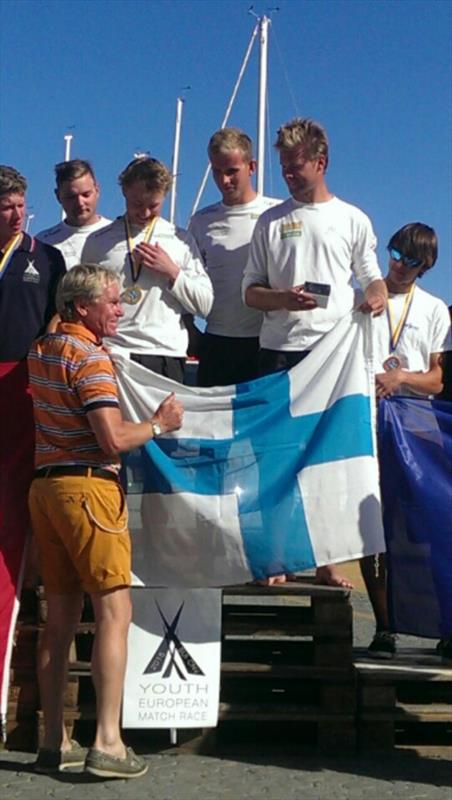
[124,216,158,283]
[0,233,22,281]
[386,283,415,353]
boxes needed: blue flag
[379,397,452,637]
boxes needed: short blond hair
[208,128,253,161]
[275,117,329,168]
[0,165,27,196]
[118,157,173,195]
[57,264,119,320]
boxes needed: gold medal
[122,285,143,305]
[383,355,402,371]
[121,216,158,307]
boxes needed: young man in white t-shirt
[360,222,451,658]
[242,116,387,587]
[37,160,111,269]
[82,157,213,383]
[189,128,280,386]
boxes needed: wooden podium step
[355,647,452,750]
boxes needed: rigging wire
[189,21,259,220]
[270,24,301,117]
[265,83,274,198]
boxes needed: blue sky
[1,0,451,303]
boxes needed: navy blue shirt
[0,234,66,361]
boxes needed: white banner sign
[123,588,222,729]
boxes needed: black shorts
[258,348,311,377]
[197,333,260,387]
[130,353,185,383]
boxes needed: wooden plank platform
[9,581,356,754]
[356,648,452,750]
[222,581,354,670]
[217,582,357,753]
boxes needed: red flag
[0,361,34,738]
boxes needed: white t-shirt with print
[189,195,281,337]
[242,195,382,351]
[362,284,451,397]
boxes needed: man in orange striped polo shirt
[28,264,183,779]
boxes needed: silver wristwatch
[151,421,162,437]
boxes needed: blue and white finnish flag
[114,312,385,587]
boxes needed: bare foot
[253,573,295,586]
[315,564,354,588]
[254,574,286,586]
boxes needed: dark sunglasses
[388,247,422,269]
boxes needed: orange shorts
[28,475,131,594]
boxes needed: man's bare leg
[90,586,131,758]
[37,591,84,750]
[359,553,389,630]
[315,564,354,588]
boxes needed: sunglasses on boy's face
[387,247,422,269]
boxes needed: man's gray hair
[56,264,119,320]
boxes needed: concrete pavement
[1,747,451,799]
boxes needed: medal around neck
[122,285,143,305]
[383,354,401,372]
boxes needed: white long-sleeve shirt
[83,216,213,357]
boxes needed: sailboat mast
[170,96,185,225]
[61,133,74,220]
[63,134,73,162]
[256,14,270,196]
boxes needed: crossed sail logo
[124,593,220,727]
[143,601,205,680]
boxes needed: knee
[40,619,76,650]
[39,595,83,647]
[93,587,132,630]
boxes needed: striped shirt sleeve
[74,350,120,413]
